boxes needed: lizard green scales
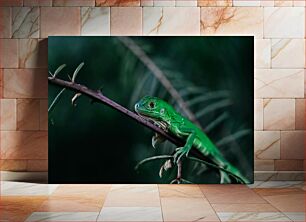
[135,96,250,184]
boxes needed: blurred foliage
[48,37,254,183]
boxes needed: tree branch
[48,75,219,164]
[48,76,184,147]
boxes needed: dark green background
[48,36,254,184]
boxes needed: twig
[134,155,173,171]
[117,37,201,128]
[177,160,182,180]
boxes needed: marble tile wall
[0,0,304,180]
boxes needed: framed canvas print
[48,36,254,184]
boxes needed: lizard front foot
[152,133,165,149]
[173,146,191,164]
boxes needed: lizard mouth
[135,112,168,131]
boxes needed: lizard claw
[152,133,165,149]
[173,148,186,164]
[174,147,191,164]
[152,136,158,149]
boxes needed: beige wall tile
[281,131,304,159]
[1,196,48,221]
[12,7,39,38]
[176,0,197,6]
[256,39,271,68]
[272,39,305,68]
[0,39,18,68]
[260,0,274,6]
[254,160,274,171]
[255,99,263,130]
[200,185,265,203]
[161,197,219,221]
[19,39,48,68]
[293,0,305,6]
[295,99,305,130]
[40,7,80,38]
[3,69,48,99]
[305,70,306,98]
[254,171,303,181]
[53,0,95,6]
[141,0,153,6]
[0,7,11,38]
[263,99,295,130]
[103,184,160,207]
[0,99,16,130]
[0,159,27,171]
[111,7,142,35]
[81,7,110,36]
[23,0,52,6]
[96,0,140,6]
[1,131,48,159]
[154,0,175,6]
[17,99,40,130]
[143,7,200,35]
[0,69,3,98]
[0,0,22,6]
[212,203,278,212]
[40,99,48,130]
[27,159,48,171]
[200,7,263,38]
[264,7,305,38]
[39,197,107,213]
[159,185,204,198]
[52,184,110,198]
[255,131,280,160]
[275,160,304,171]
[257,189,305,212]
[233,0,260,6]
[256,69,304,98]
[198,0,232,6]
[274,0,293,6]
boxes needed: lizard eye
[149,102,155,109]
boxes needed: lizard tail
[212,154,250,184]
[224,164,250,184]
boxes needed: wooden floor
[0,181,305,221]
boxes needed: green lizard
[135,96,250,184]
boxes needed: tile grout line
[95,184,112,221]
[157,184,165,222]
[197,184,222,222]
[252,188,296,221]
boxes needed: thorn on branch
[72,62,84,83]
[50,64,66,79]
[72,93,82,107]
[97,89,103,95]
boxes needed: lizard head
[134,96,174,130]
